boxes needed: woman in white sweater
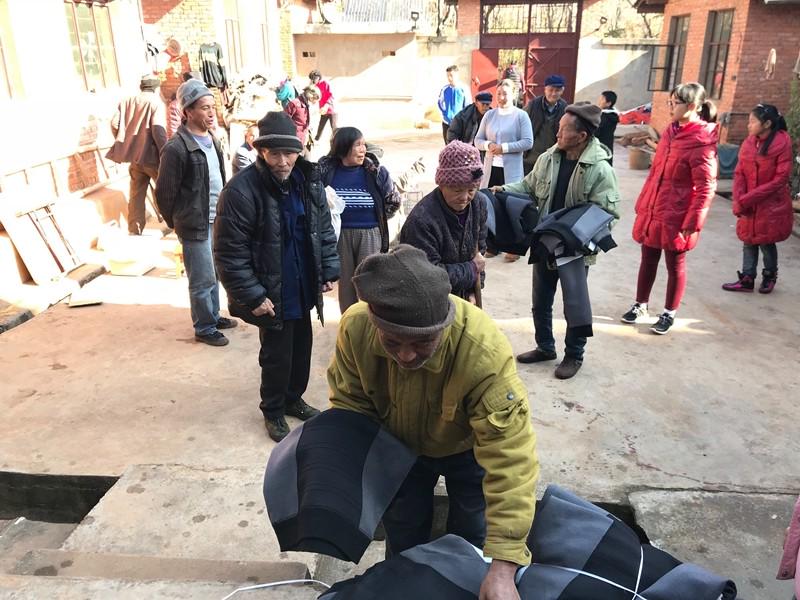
[474,78,533,259]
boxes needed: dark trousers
[742,243,778,277]
[532,260,589,360]
[636,245,687,311]
[128,163,158,235]
[383,450,486,556]
[441,122,450,144]
[485,167,505,255]
[316,112,338,141]
[258,312,312,419]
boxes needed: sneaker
[555,357,582,380]
[265,416,290,442]
[195,331,229,346]
[651,313,674,335]
[721,272,754,292]
[216,317,238,329]
[758,270,777,294]
[285,399,321,421]
[516,348,557,363]
[620,303,648,324]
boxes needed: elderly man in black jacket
[522,74,568,175]
[214,112,340,442]
[446,92,493,147]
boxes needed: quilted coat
[732,129,794,245]
[632,120,719,252]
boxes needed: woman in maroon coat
[722,104,793,294]
[620,82,719,335]
[284,85,320,151]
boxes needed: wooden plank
[0,207,63,285]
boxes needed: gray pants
[337,227,382,314]
[128,163,158,235]
[742,243,777,277]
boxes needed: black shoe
[620,303,648,324]
[265,416,290,442]
[555,357,582,380]
[195,331,229,346]
[516,348,557,363]
[285,399,321,421]
[651,313,674,335]
[216,317,238,330]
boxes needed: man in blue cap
[523,74,568,174]
[446,91,493,148]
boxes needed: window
[482,3,578,35]
[0,0,23,98]
[529,3,577,33]
[648,15,689,92]
[64,1,119,91]
[700,10,733,99]
[224,0,242,74]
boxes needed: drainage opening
[0,471,118,523]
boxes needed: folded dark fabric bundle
[482,188,539,255]
[263,408,416,563]
[530,203,616,264]
[319,534,488,600]
[318,485,737,599]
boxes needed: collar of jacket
[434,188,472,226]
[254,156,317,195]
[552,136,610,166]
[320,154,380,179]
[175,125,219,153]
[366,308,453,374]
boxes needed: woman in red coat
[722,104,793,294]
[284,85,320,152]
[621,82,719,335]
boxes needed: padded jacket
[213,157,340,329]
[632,120,719,252]
[732,130,794,245]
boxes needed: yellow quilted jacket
[327,297,539,566]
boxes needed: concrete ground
[1,132,798,598]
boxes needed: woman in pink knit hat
[399,141,488,303]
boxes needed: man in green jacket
[495,103,620,380]
[328,244,538,600]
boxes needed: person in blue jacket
[438,65,469,144]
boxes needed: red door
[471,48,500,100]
[526,34,579,104]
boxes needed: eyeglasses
[667,100,686,108]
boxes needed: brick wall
[649,0,797,144]
[457,0,480,36]
[141,0,218,75]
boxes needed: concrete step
[11,548,308,585]
[61,464,325,578]
[629,490,797,600]
[0,573,321,599]
[0,517,76,574]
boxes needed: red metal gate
[473,0,582,105]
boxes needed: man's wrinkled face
[544,85,564,105]
[556,114,587,152]
[377,328,443,370]
[185,96,215,132]
[260,148,300,181]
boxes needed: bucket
[629,148,652,170]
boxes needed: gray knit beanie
[177,79,213,111]
[352,244,455,336]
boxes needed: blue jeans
[181,224,220,336]
[532,260,588,360]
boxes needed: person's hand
[488,143,503,156]
[321,281,335,293]
[479,560,520,600]
[468,293,477,305]
[489,185,504,193]
[473,252,486,273]
[252,298,275,317]
[679,229,694,239]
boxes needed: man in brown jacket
[107,75,167,235]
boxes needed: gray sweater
[474,106,533,187]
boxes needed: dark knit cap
[565,102,602,133]
[253,112,303,153]
[352,244,455,336]
[475,92,493,103]
[177,79,212,110]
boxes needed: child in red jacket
[777,495,800,598]
[620,82,718,335]
[722,104,793,294]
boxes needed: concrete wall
[575,38,655,109]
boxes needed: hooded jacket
[319,154,400,253]
[328,298,539,567]
[632,120,719,252]
[732,129,794,246]
[503,136,621,266]
[107,90,167,168]
[213,156,340,329]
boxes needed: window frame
[64,0,120,91]
[699,9,734,100]
[648,14,689,92]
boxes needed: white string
[632,545,644,600]
[536,563,651,600]
[220,578,331,600]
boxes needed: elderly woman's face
[342,137,367,166]
[441,184,479,213]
